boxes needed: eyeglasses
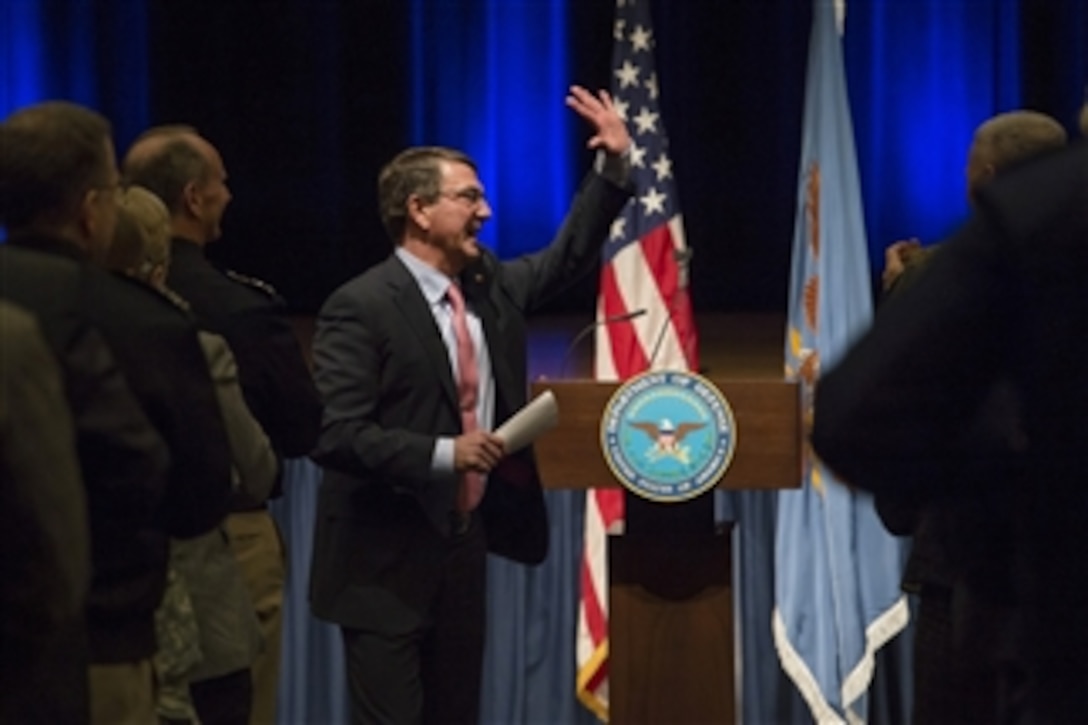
[438,187,487,206]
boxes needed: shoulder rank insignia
[225,269,279,298]
[161,286,192,313]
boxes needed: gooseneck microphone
[559,308,647,377]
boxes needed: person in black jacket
[812,140,1088,722]
[0,100,232,724]
[871,111,1067,725]
[0,300,91,723]
[123,125,321,724]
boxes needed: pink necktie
[446,283,485,511]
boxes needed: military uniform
[167,237,321,725]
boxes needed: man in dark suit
[0,245,174,724]
[0,100,232,724]
[871,110,1066,724]
[811,139,1088,722]
[308,85,632,724]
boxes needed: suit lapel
[385,257,460,413]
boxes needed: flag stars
[639,187,667,216]
[632,107,659,135]
[629,25,653,52]
[613,19,626,42]
[614,60,640,89]
[609,216,627,241]
[651,153,672,181]
[628,141,647,168]
[644,72,659,101]
[613,97,630,122]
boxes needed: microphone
[560,308,647,378]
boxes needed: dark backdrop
[141,1,1083,316]
[144,1,809,314]
[6,1,1082,315]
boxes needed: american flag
[576,0,698,719]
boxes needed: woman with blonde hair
[109,185,276,725]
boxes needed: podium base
[609,531,736,724]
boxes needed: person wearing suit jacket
[0,100,232,724]
[309,85,632,724]
[811,141,1088,722]
[0,301,90,723]
[870,111,1067,725]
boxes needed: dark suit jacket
[309,172,631,630]
[0,301,89,721]
[0,244,175,670]
[811,144,1088,668]
[169,238,321,462]
[4,236,233,660]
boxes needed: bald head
[123,126,206,215]
[123,126,231,245]
[966,111,1067,202]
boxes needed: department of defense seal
[600,370,737,502]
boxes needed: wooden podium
[531,378,801,724]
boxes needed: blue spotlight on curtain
[1,0,150,237]
[1,0,150,120]
[1,1,48,114]
[409,0,572,258]
[845,0,1021,272]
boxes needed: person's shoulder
[222,269,283,302]
[169,241,276,309]
[325,255,403,304]
[979,144,1088,242]
[1,242,77,269]
[91,271,195,325]
[1,242,85,288]
[0,299,42,340]
[198,265,285,314]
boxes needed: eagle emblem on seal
[628,418,707,464]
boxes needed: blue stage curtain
[1,0,149,241]
[408,0,573,258]
[0,1,149,145]
[845,0,1023,275]
[269,459,349,723]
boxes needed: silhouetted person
[812,138,1088,723]
[1,100,232,724]
[0,301,89,723]
[873,110,1066,724]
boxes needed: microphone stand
[559,308,647,378]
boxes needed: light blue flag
[774,2,909,723]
